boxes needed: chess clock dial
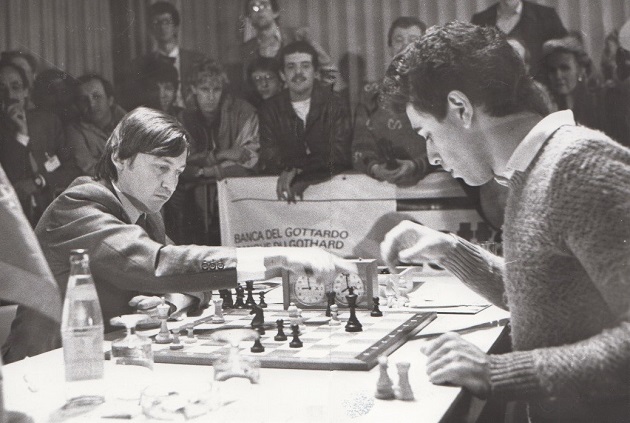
[291,276,326,306]
[332,273,366,305]
[282,258,378,310]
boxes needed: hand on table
[371,160,417,186]
[128,295,165,320]
[420,332,491,398]
[381,220,456,271]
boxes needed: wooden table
[2,274,510,423]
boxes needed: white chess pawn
[329,304,341,326]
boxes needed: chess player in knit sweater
[380,21,630,423]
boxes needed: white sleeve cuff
[236,247,266,282]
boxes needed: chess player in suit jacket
[5,107,354,362]
[472,0,567,78]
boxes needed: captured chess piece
[184,327,197,344]
[375,355,395,400]
[212,298,225,323]
[155,297,174,344]
[344,287,363,332]
[234,284,246,309]
[329,304,341,326]
[371,296,383,317]
[394,362,414,401]
[170,331,184,350]
[274,319,287,341]
[220,289,234,309]
[245,280,256,308]
[325,291,336,317]
[289,324,303,348]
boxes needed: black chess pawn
[258,291,267,308]
[220,289,234,309]
[345,287,363,332]
[234,285,246,309]
[250,336,265,353]
[371,296,383,317]
[289,324,303,348]
[325,291,336,317]
[245,280,256,308]
[274,319,287,341]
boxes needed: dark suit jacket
[3,176,238,362]
[472,1,567,76]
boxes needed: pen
[410,317,510,340]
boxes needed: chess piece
[274,319,287,341]
[212,298,225,323]
[325,291,336,317]
[184,327,197,344]
[170,331,184,350]
[289,324,303,348]
[220,289,234,309]
[329,304,341,326]
[250,303,265,335]
[395,362,414,401]
[258,291,267,308]
[234,285,246,309]
[344,287,363,332]
[375,355,395,400]
[250,336,265,353]
[155,297,173,344]
[245,280,256,308]
[371,297,383,317]
[288,302,299,318]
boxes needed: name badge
[44,154,61,172]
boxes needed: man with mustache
[259,41,352,202]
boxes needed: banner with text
[217,175,397,258]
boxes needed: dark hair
[280,40,319,70]
[192,58,229,87]
[77,73,114,98]
[542,36,591,69]
[387,16,427,47]
[246,56,281,82]
[381,21,542,119]
[149,1,180,26]
[0,50,38,75]
[94,107,190,182]
[140,59,179,90]
[244,0,279,16]
[0,60,29,89]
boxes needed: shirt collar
[111,181,143,224]
[498,0,522,17]
[495,110,575,184]
[156,45,179,58]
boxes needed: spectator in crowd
[245,56,283,108]
[352,16,432,188]
[381,21,630,423]
[239,0,336,92]
[540,36,606,131]
[122,1,206,110]
[601,29,620,85]
[1,50,38,109]
[138,58,182,116]
[66,74,126,176]
[165,59,259,244]
[603,20,630,148]
[259,41,352,202]
[31,68,79,126]
[472,0,567,78]
[0,61,79,225]
[12,106,352,360]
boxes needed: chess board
[151,309,436,371]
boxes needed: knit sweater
[441,126,630,422]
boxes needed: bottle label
[63,327,104,382]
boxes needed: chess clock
[282,258,378,310]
